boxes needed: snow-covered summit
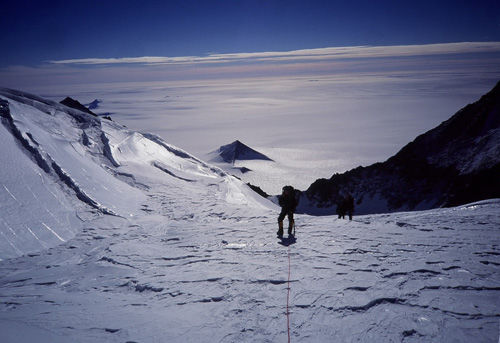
[0,89,275,260]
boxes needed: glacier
[0,89,499,342]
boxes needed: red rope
[286,245,291,343]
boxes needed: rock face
[60,97,97,116]
[300,81,500,215]
[214,140,273,164]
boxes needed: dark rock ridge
[300,81,500,215]
[246,183,269,198]
[60,97,97,116]
[215,140,273,164]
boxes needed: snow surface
[1,89,499,342]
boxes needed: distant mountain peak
[216,140,273,164]
[86,99,102,110]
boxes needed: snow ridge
[0,94,117,216]
[0,88,274,259]
[50,161,117,216]
[0,99,51,173]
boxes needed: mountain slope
[300,81,500,215]
[0,88,498,342]
[0,89,274,260]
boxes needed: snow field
[0,89,499,342]
[1,200,499,342]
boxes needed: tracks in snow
[0,197,499,342]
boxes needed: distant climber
[336,195,346,219]
[337,193,354,220]
[345,193,355,220]
[277,185,298,237]
[345,193,354,220]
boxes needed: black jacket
[279,191,298,211]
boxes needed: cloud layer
[48,42,500,66]
[3,42,499,192]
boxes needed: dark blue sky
[1,0,499,68]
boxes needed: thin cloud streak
[48,42,500,66]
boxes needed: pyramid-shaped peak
[217,140,273,164]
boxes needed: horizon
[1,1,500,66]
[1,0,500,86]
[2,1,499,91]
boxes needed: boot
[277,221,284,237]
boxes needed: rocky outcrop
[300,81,500,215]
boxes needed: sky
[1,0,499,86]
[1,0,500,191]
[1,0,499,69]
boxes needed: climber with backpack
[277,185,298,238]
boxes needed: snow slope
[0,89,499,342]
[0,88,272,260]
[1,199,499,342]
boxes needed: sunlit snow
[0,89,499,342]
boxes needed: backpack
[280,185,299,209]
